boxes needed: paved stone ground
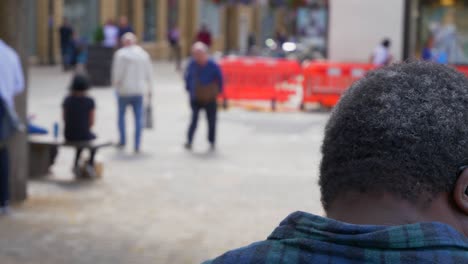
[0,62,329,264]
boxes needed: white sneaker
[0,206,10,215]
[85,164,97,179]
[73,166,82,179]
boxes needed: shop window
[63,0,100,42]
[143,0,157,42]
[199,0,221,37]
[418,0,468,64]
[296,1,328,59]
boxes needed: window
[63,0,100,41]
[418,0,468,64]
[199,0,221,37]
[296,2,328,58]
[143,0,157,42]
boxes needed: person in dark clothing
[168,26,181,71]
[0,100,10,215]
[196,25,212,48]
[59,18,74,71]
[62,75,97,178]
[184,42,223,151]
[0,39,25,215]
[118,16,134,41]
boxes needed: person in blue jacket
[184,42,223,151]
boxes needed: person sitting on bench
[62,75,97,178]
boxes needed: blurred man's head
[382,38,391,48]
[192,42,209,65]
[319,62,468,236]
[119,16,129,27]
[106,19,115,26]
[121,32,137,47]
[70,74,90,93]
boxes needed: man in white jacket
[112,33,153,153]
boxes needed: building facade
[29,0,468,64]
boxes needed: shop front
[415,0,468,64]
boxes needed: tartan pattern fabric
[203,211,468,264]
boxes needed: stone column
[100,0,118,24]
[53,0,64,64]
[178,0,189,57]
[0,0,29,203]
[133,0,144,41]
[36,0,49,64]
[157,0,168,42]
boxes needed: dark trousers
[187,101,217,145]
[0,147,9,207]
[61,43,71,70]
[74,148,96,168]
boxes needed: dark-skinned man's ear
[454,168,468,214]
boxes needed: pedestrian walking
[59,18,74,71]
[184,42,223,151]
[0,39,25,215]
[118,16,134,41]
[168,26,181,71]
[112,33,154,153]
[103,19,119,48]
[370,38,393,66]
[196,25,213,48]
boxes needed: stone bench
[29,136,112,178]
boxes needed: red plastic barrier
[455,65,468,76]
[302,62,375,108]
[220,57,301,104]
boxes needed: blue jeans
[118,95,143,151]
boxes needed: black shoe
[116,143,125,150]
[184,143,192,151]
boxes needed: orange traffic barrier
[220,57,301,109]
[455,65,468,76]
[302,62,375,108]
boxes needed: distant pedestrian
[196,25,213,48]
[69,32,88,72]
[422,36,434,61]
[62,75,97,178]
[0,39,25,215]
[118,16,134,40]
[370,38,393,66]
[112,33,154,153]
[59,18,74,71]
[168,26,181,71]
[184,42,223,151]
[103,19,119,48]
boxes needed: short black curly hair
[70,74,90,92]
[319,61,468,210]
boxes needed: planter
[86,45,114,87]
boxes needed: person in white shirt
[103,19,119,48]
[0,39,25,109]
[371,39,393,66]
[112,33,154,153]
[0,39,25,215]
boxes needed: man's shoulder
[0,41,19,61]
[207,59,220,69]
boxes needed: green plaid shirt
[203,211,468,264]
